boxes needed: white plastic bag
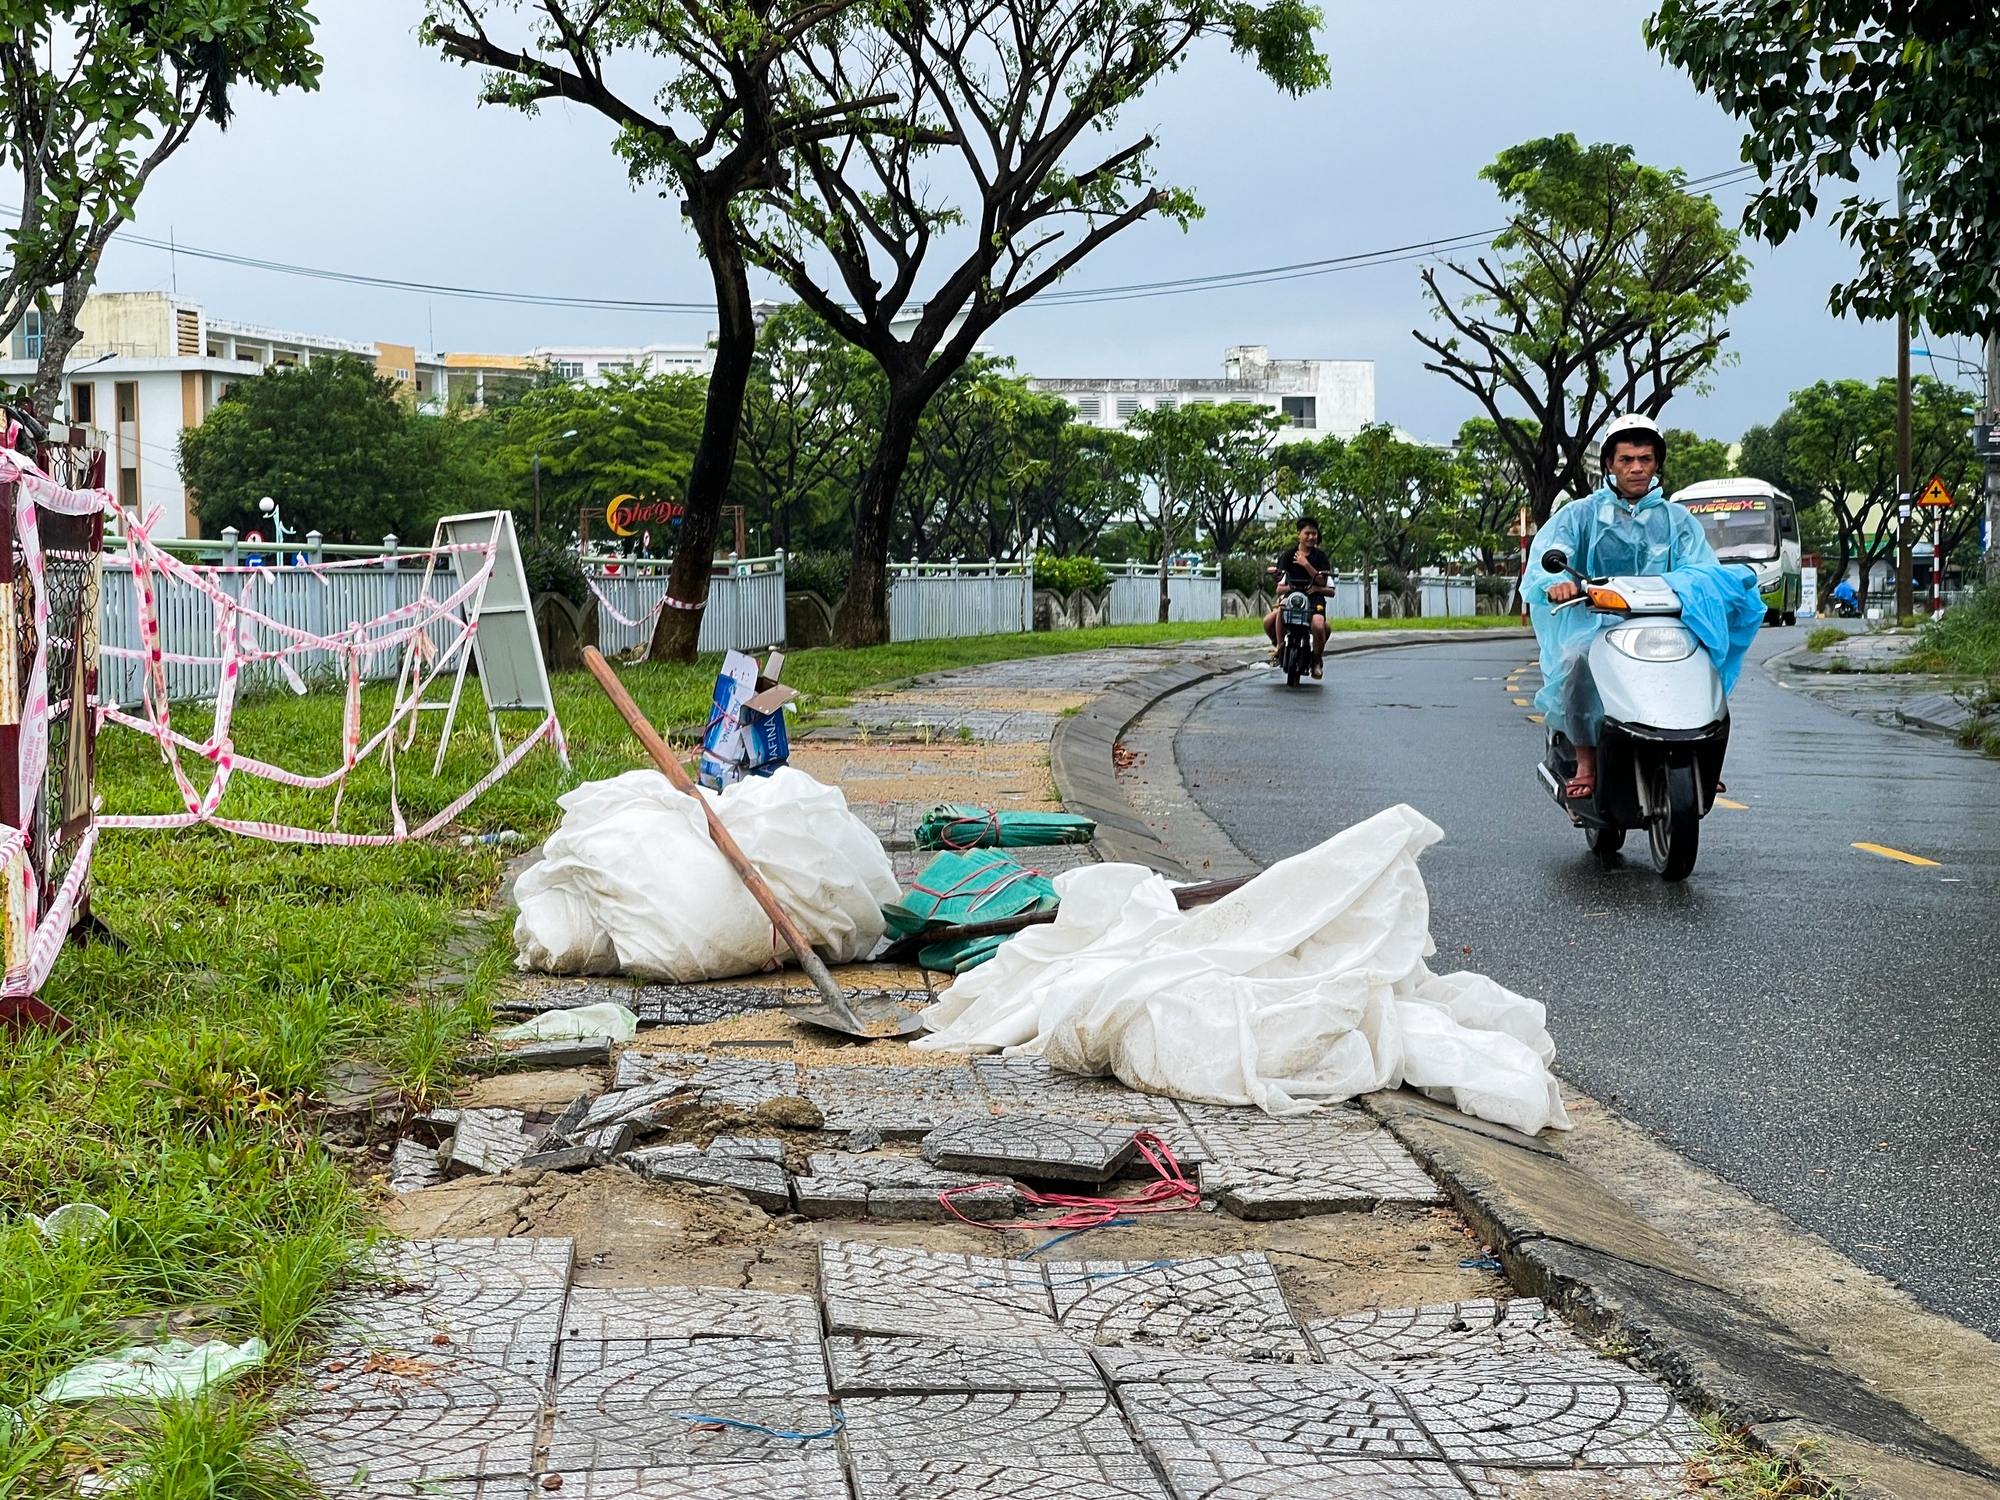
[514,766,899,982]
[914,804,1570,1134]
[43,1337,267,1402]
[494,1003,639,1043]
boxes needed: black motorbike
[1276,589,1316,687]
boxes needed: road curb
[1050,628,1534,877]
[1363,1090,2000,1497]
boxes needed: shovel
[581,648,871,1035]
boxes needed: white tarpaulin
[514,766,900,982]
[913,804,1570,1134]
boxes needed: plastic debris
[495,1003,639,1044]
[459,829,527,847]
[43,1337,268,1402]
[916,805,1096,850]
[32,1202,110,1244]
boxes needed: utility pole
[533,454,543,539]
[1984,330,2000,583]
[1895,178,1914,623]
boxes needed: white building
[1027,345,1375,442]
[526,341,716,383]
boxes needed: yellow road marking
[1526,714,1544,723]
[1714,796,1748,810]
[1512,697,1530,706]
[1853,842,1942,867]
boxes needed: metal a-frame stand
[397,510,568,774]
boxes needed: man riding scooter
[1265,517,1332,678]
[1522,415,1763,801]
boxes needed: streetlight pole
[1985,330,2000,584]
[1897,308,1914,622]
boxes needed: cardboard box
[697,651,796,789]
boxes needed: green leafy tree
[425,0,902,661]
[1,2,321,418]
[739,304,873,554]
[1416,136,1752,522]
[1126,405,1227,623]
[743,0,1329,645]
[180,355,488,544]
[1323,425,1464,616]
[1660,429,1734,495]
[1647,0,2000,336]
[1453,417,1534,576]
[1748,377,1979,612]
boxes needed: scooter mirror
[1540,549,1569,574]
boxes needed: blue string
[669,1411,845,1442]
[1014,1220,1137,1259]
[1459,1255,1503,1271]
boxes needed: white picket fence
[888,560,1034,641]
[583,554,787,656]
[1107,561,1223,625]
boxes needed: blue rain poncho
[1521,481,1764,744]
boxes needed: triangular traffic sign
[1916,475,1955,507]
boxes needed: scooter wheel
[1648,762,1700,881]
[1585,824,1625,859]
[1286,667,1301,687]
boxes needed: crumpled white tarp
[913,804,1570,1134]
[43,1337,268,1402]
[514,766,900,982]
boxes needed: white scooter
[1532,549,1729,881]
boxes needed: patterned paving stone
[279,1404,542,1489]
[389,1140,445,1192]
[1047,1253,1312,1361]
[1456,1465,1693,1499]
[922,1115,1138,1184]
[447,1108,538,1175]
[1115,1368,1437,1459]
[628,984,794,1026]
[333,1239,573,1350]
[494,978,639,1016]
[967,1058,1207,1164]
[847,1453,1170,1500]
[296,1345,553,1412]
[1396,1372,1702,1467]
[820,1241,1056,1339]
[826,1335,1105,1393]
[840,1390,1143,1457]
[801,1065,987,1136]
[1305,1298,1594,1371]
[793,1153,1016,1221]
[621,1143,791,1211]
[546,1457,850,1499]
[548,1398,845,1470]
[560,1286,820,1342]
[1193,1116,1443,1218]
[581,1079,693,1133]
[1142,1447,1472,1500]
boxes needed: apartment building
[1027,345,1376,443]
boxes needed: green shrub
[1805,625,1845,653]
[519,532,588,607]
[1220,554,1268,597]
[1034,554,1110,593]
[787,550,850,604]
[1905,585,2000,675]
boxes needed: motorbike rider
[1264,516,1333,677]
[1522,415,1753,801]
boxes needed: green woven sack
[914,804,1096,850]
[880,850,1058,939]
[915,932,1011,974]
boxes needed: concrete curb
[1363,1091,2000,1497]
[1050,628,1533,878]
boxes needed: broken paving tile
[389,1140,445,1193]
[820,1241,1056,1340]
[494,1037,612,1070]
[560,1287,820,1342]
[546,1456,849,1499]
[709,1135,786,1161]
[1394,1370,1702,1468]
[840,1390,1142,1459]
[621,1143,790,1211]
[628,984,793,1026]
[492,979,638,1016]
[278,1403,542,1488]
[1115,1365,1436,1460]
[1047,1253,1312,1362]
[581,1080,692,1133]
[922,1114,1138,1184]
[800,1065,986,1136]
[578,1121,637,1155]
[847,1454,1169,1500]
[520,1143,599,1173]
[1143,1446,1469,1500]
[1307,1298,1597,1374]
[792,1153,1016,1222]
[827,1335,1103,1394]
[446,1108,537,1176]
[1194,1115,1441,1218]
[612,1052,657,1089]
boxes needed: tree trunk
[836,385,922,648]
[33,266,96,424]
[1157,491,1171,624]
[650,212,756,663]
[1361,543,1375,619]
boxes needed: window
[1075,397,1101,421]
[1155,397,1177,412]
[1115,396,1139,420]
[12,308,42,361]
[175,308,200,356]
[554,360,585,380]
[1189,398,1214,407]
[1281,396,1316,429]
[69,382,94,425]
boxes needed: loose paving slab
[1395,1371,1702,1468]
[793,1152,1018,1222]
[1141,1447,1472,1500]
[1456,1463,1694,1498]
[820,1241,1057,1339]
[1116,1369,1435,1460]
[448,1108,539,1175]
[621,1143,791,1211]
[390,1139,446,1192]
[1047,1253,1314,1361]
[801,1064,987,1136]
[847,1453,1171,1500]
[560,1286,821,1342]
[1193,1114,1444,1218]
[548,1457,851,1499]
[1306,1297,1594,1370]
[826,1335,1104,1393]
[922,1114,1139,1184]
[630,984,796,1026]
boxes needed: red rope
[940,809,1002,849]
[937,1131,1201,1233]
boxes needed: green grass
[1900,584,2000,676]
[1804,626,1846,654]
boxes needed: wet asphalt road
[1177,628,2000,1338]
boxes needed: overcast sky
[85,0,1969,444]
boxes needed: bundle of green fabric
[914,804,1097,850]
[880,849,1058,973]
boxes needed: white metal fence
[887,560,1034,642]
[584,553,787,655]
[1417,575,1479,618]
[1107,561,1222,625]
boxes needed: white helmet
[1602,412,1666,462]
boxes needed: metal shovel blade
[786,992,931,1040]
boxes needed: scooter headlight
[1606,624,1697,661]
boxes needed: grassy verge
[3,614,1512,1491]
[1900,585,2000,676]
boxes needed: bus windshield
[1683,496,1779,562]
